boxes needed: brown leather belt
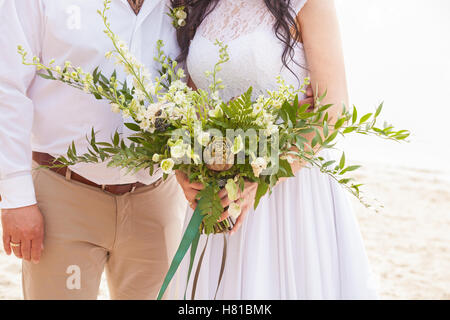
[32,152,146,195]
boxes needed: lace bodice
[187,0,308,101]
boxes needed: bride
[169,0,378,299]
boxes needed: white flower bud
[152,154,161,162]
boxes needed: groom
[0,0,187,300]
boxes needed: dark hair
[171,0,304,74]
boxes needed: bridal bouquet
[19,0,409,299]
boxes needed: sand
[1,162,449,300]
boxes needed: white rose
[177,19,186,27]
[152,154,161,162]
[175,10,187,20]
[161,158,175,174]
[170,140,186,159]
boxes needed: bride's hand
[218,180,258,235]
[175,170,204,209]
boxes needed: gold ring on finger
[10,241,21,248]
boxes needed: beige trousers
[23,165,187,299]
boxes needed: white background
[335,0,450,178]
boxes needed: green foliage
[18,0,412,231]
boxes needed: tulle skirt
[167,152,379,300]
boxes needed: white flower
[225,179,239,202]
[122,109,131,119]
[197,131,210,147]
[208,105,223,118]
[170,80,187,91]
[139,118,151,131]
[170,140,186,159]
[129,99,139,112]
[273,99,282,109]
[161,158,175,174]
[136,106,147,121]
[177,19,186,27]
[173,91,187,105]
[211,91,220,101]
[145,83,156,96]
[252,102,263,116]
[144,102,165,121]
[152,154,161,162]
[264,123,278,136]
[134,88,146,102]
[175,10,187,20]
[251,157,267,177]
[111,103,121,114]
[228,202,241,219]
[171,144,185,159]
[231,135,244,154]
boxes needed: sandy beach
[1,162,449,300]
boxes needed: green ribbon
[157,198,204,300]
[183,231,200,300]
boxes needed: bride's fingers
[218,210,229,222]
[189,200,197,210]
[175,170,204,190]
[190,182,205,190]
[218,188,228,199]
[220,196,233,209]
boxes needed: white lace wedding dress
[167,0,378,299]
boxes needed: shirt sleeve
[0,0,44,209]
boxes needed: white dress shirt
[0,0,179,209]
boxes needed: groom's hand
[1,204,44,264]
[175,170,204,209]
